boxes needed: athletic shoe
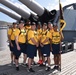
[45,67,51,71]
[32,61,37,65]
[22,63,28,67]
[38,60,43,64]
[53,66,57,69]
[28,68,35,72]
[16,66,19,71]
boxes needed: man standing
[27,22,38,72]
[14,21,27,71]
[8,22,17,65]
[40,23,52,71]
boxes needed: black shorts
[13,43,27,58]
[19,43,27,54]
[52,44,60,54]
[9,40,15,52]
[27,44,37,59]
[40,44,50,57]
[13,43,21,58]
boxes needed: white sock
[16,65,19,67]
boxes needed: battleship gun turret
[19,0,57,23]
[0,0,38,22]
[0,6,21,20]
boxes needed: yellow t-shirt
[40,30,52,45]
[37,28,42,41]
[52,31,61,44]
[49,29,54,33]
[15,28,26,43]
[27,30,38,45]
[8,28,18,40]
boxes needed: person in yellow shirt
[48,22,54,33]
[25,19,31,30]
[27,22,38,72]
[40,23,52,71]
[47,22,54,52]
[37,22,43,65]
[51,24,64,70]
[7,22,17,65]
[14,21,27,71]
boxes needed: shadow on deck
[0,63,59,75]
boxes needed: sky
[0,0,76,23]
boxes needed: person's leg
[10,51,15,64]
[56,54,61,69]
[53,54,59,69]
[15,56,19,71]
[47,56,51,66]
[28,58,33,69]
[15,50,21,71]
[45,56,51,71]
[27,44,36,72]
[11,52,13,63]
[38,49,43,64]
[28,58,35,72]
[22,43,27,64]
[12,54,15,64]
[23,53,27,64]
[54,54,57,65]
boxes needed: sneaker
[53,66,57,69]
[43,62,46,66]
[38,60,43,64]
[56,66,60,70]
[13,62,15,65]
[45,67,51,71]
[32,61,37,65]
[28,68,35,72]
[16,66,19,71]
[22,63,28,67]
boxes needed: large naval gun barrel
[0,0,38,22]
[19,0,57,23]
[0,6,21,20]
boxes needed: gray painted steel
[0,0,30,19]
[62,9,76,42]
[64,9,76,30]
[0,25,8,51]
[19,0,44,16]
[0,6,21,20]
[63,30,76,42]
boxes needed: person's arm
[14,29,20,50]
[8,35,11,43]
[60,31,64,41]
[8,35,13,47]
[30,38,38,47]
[41,37,49,45]
[7,29,13,47]
[15,36,20,50]
[50,39,52,51]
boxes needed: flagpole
[59,0,61,72]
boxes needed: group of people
[7,20,64,72]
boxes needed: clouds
[47,0,59,10]
[47,0,76,10]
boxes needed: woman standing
[51,25,64,70]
